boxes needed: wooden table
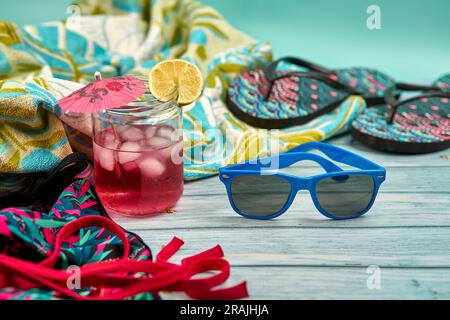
[115,135,450,299]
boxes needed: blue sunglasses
[219,142,386,220]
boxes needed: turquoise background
[1,0,449,82]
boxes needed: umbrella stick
[110,118,119,140]
[108,113,122,178]
[94,71,122,177]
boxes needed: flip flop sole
[226,93,346,129]
[351,126,450,154]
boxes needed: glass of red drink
[92,91,183,217]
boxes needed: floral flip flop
[227,56,394,129]
[352,75,450,154]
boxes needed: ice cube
[102,130,113,142]
[116,126,128,136]
[96,147,115,171]
[100,130,119,146]
[171,142,184,165]
[145,126,158,139]
[157,126,175,140]
[147,136,171,149]
[120,126,145,142]
[103,133,113,143]
[160,141,184,165]
[118,142,142,164]
[139,157,166,178]
[103,136,120,150]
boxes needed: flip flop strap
[263,71,360,101]
[385,83,450,124]
[266,56,333,78]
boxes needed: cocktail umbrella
[58,72,146,178]
[58,72,146,113]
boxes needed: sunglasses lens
[231,175,291,217]
[315,174,375,218]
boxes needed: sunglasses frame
[219,142,386,220]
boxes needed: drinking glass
[92,91,183,217]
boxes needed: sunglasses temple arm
[287,142,383,170]
[226,151,345,175]
[272,153,345,174]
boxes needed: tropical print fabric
[1,0,366,191]
[0,178,155,300]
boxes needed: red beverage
[93,125,184,217]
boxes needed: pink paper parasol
[58,72,146,113]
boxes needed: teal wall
[1,0,449,82]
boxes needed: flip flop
[227,68,360,129]
[227,56,395,129]
[352,75,450,154]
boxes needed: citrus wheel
[149,59,204,106]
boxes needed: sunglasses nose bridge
[294,177,310,191]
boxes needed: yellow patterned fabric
[0,79,72,192]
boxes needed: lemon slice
[148,59,204,106]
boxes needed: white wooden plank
[230,267,450,299]
[127,227,450,268]
[325,134,352,145]
[114,193,450,230]
[161,266,450,300]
